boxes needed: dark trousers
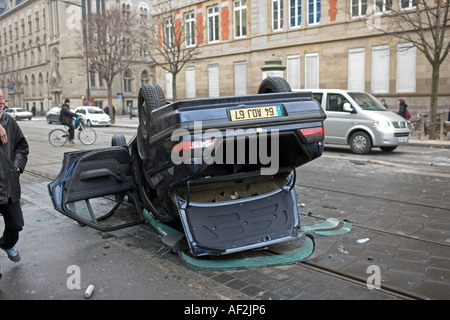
[0,199,24,250]
[67,123,75,140]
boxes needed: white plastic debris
[84,284,95,299]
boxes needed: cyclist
[59,99,78,144]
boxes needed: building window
[234,61,247,95]
[98,74,104,88]
[287,55,300,90]
[348,48,365,91]
[164,18,173,49]
[272,0,284,31]
[140,70,149,85]
[207,6,219,43]
[290,0,302,28]
[351,0,367,18]
[208,64,220,98]
[185,11,196,47]
[400,0,417,9]
[35,11,40,31]
[185,67,196,99]
[28,14,32,34]
[305,53,319,88]
[396,43,416,93]
[165,71,173,100]
[234,0,247,38]
[308,0,321,25]
[371,45,389,93]
[375,0,392,13]
[123,70,132,92]
[21,18,25,36]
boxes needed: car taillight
[173,138,216,153]
[299,126,324,143]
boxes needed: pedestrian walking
[0,88,29,264]
[397,99,410,120]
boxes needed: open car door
[47,146,145,231]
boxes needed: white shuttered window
[305,53,319,89]
[185,67,196,99]
[287,55,300,90]
[371,45,390,93]
[234,61,247,96]
[396,43,416,93]
[348,48,365,91]
[208,64,220,97]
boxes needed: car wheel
[86,120,92,127]
[349,131,372,154]
[137,83,166,159]
[47,117,52,124]
[257,77,292,94]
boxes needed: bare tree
[372,0,450,139]
[145,0,202,101]
[81,8,141,123]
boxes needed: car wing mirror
[343,103,354,113]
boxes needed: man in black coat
[0,88,29,264]
[59,98,78,144]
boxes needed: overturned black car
[48,77,326,257]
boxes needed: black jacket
[59,103,77,125]
[397,103,408,119]
[0,112,29,204]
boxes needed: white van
[296,89,410,154]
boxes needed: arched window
[31,74,36,96]
[140,70,149,85]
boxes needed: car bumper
[373,130,410,146]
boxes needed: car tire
[137,83,166,159]
[47,117,52,124]
[86,120,92,127]
[349,131,372,154]
[257,77,292,94]
[111,134,127,147]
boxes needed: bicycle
[48,117,97,146]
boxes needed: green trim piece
[143,209,184,238]
[308,220,352,236]
[179,234,315,270]
[301,218,340,232]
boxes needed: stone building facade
[1,0,449,116]
[0,0,154,115]
[154,0,449,116]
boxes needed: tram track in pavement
[25,168,445,300]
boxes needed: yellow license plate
[230,105,282,121]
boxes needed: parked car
[3,107,33,120]
[46,107,78,124]
[48,78,326,257]
[74,106,111,127]
[131,107,138,117]
[295,89,410,154]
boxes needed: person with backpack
[397,99,410,120]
